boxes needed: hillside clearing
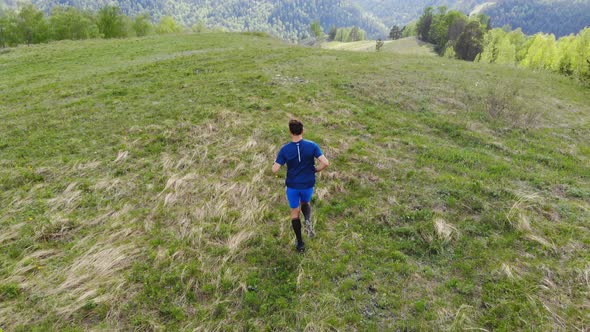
[0,32,589,331]
[323,37,436,55]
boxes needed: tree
[0,19,5,48]
[97,5,127,38]
[416,6,434,42]
[425,9,470,54]
[350,26,360,42]
[328,25,337,41]
[554,35,576,75]
[50,6,99,40]
[331,26,365,43]
[17,3,49,45]
[310,20,323,39]
[455,21,484,61]
[521,33,557,70]
[478,28,507,63]
[0,10,9,47]
[155,16,181,34]
[427,6,448,47]
[133,12,152,37]
[334,27,344,42]
[348,26,365,42]
[508,28,527,62]
[0,9,21,46]
[496,36,516,65]
[358,28,365,41]
[443,45,456,58]
[389,25,402,40]
[402,22,417,38]
[475,14,491,31]
[447,15,467,43]
[192,21,206,33]
[574,28,590,80]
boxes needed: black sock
[291,218,303,244]
[301,202,311,222]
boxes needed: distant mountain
[0,0,16,9]
[351,0,590,37]
[4,0,588,40]
[26,0,389,40]
[351,0,489,27]
[480,0,590,37]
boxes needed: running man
[272,119,330,253]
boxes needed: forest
[415,7,491,61]
[328,25,366,42]
[3,0,590,40]
[354,0,489,27]
[0,0,388,41]
[355,0,590,40]
[481,0,590,37]
[477,26,590,81]
[0,4,185,47]
[414,6,590,82]
[0,2,377,47]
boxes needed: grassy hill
[324,37,436,56]
[0,32,589,331]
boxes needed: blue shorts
[286,187,314,209]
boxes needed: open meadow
[0,32,589,330]
[323,37,436,56]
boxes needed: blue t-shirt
[275,139,323,189]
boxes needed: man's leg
[290,207,300,220]
[301,188,315,238]
[286,188,305,252]
[300,188,314,221]
[301,202,311,221]
[291,207,304,252]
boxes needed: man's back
[276,139,322,189]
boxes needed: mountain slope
[481,0,590,37]
[351,0,489,26]
[28,0,388,39]
[1,32,589,330]
[6,0,589,39]
[353,0,590,37]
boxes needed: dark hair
[289,119,303,135]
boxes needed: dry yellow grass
[434,218,457,242]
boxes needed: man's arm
[315,155,330,173]
[272,162,282,174]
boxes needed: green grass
[0,32,589,331]
[324,37,436,55]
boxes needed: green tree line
[0,3,183,47]
[477,26,590,82]
[328,25,366,42]
[416,6,490,61]
[2,0,388,42]
[414,5,590,81]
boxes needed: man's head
[289,119,304,136]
